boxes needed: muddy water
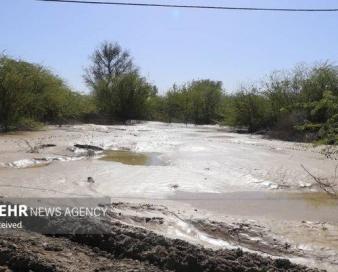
[0,123,337,271]
[170,190,338,271]
[172,191,338,223]
[99,150,166,166]
[99,150,149,165]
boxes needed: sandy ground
[0,122,337,271]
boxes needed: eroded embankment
[0,201,323,272]
[0,231,166,272]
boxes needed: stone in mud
[38,144,56,149]
[74,144,103,151]
[87,177,95,183]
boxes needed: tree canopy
[84,42,137,88]
[84,41,156,121]
[161,80,223,124]
[0,55,94,131]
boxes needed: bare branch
[301,164,337,198]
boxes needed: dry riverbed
[0,122,337,271]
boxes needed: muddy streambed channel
[171,191,338,223]
[0,122,337,271]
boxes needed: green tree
[162,80,223,124]
[188,80,223,124]
[85,42,156,121]
[0,55,92,131]
[229,88,271,132]
[84,41,137,87]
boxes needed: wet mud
[0,123,337,271]
[0,201,322,272]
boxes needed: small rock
[87,177,95,183]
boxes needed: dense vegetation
[0,55,94,131]
[159,80,223,124]
[0,42,337,144]
[222,65,338,144]
[148,63,337,144]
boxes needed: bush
[222,63,338,144]
[162,80,223,124]
[0,55,95,131]
[223,88,272,132]
[15,118,43,131]
[91,73,156,121]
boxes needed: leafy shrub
[0,55,95,131]
[15,118,43,131]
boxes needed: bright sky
[1,0,338,94]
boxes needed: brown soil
[0,231,166,272]
[0,202,324,272]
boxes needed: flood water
[99,150,166,166]
[0,122,337,271]
[172,191,338,223]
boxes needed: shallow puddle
[99,150,166,166]
[171,191,338,223]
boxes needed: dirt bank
[0,202,322,272]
